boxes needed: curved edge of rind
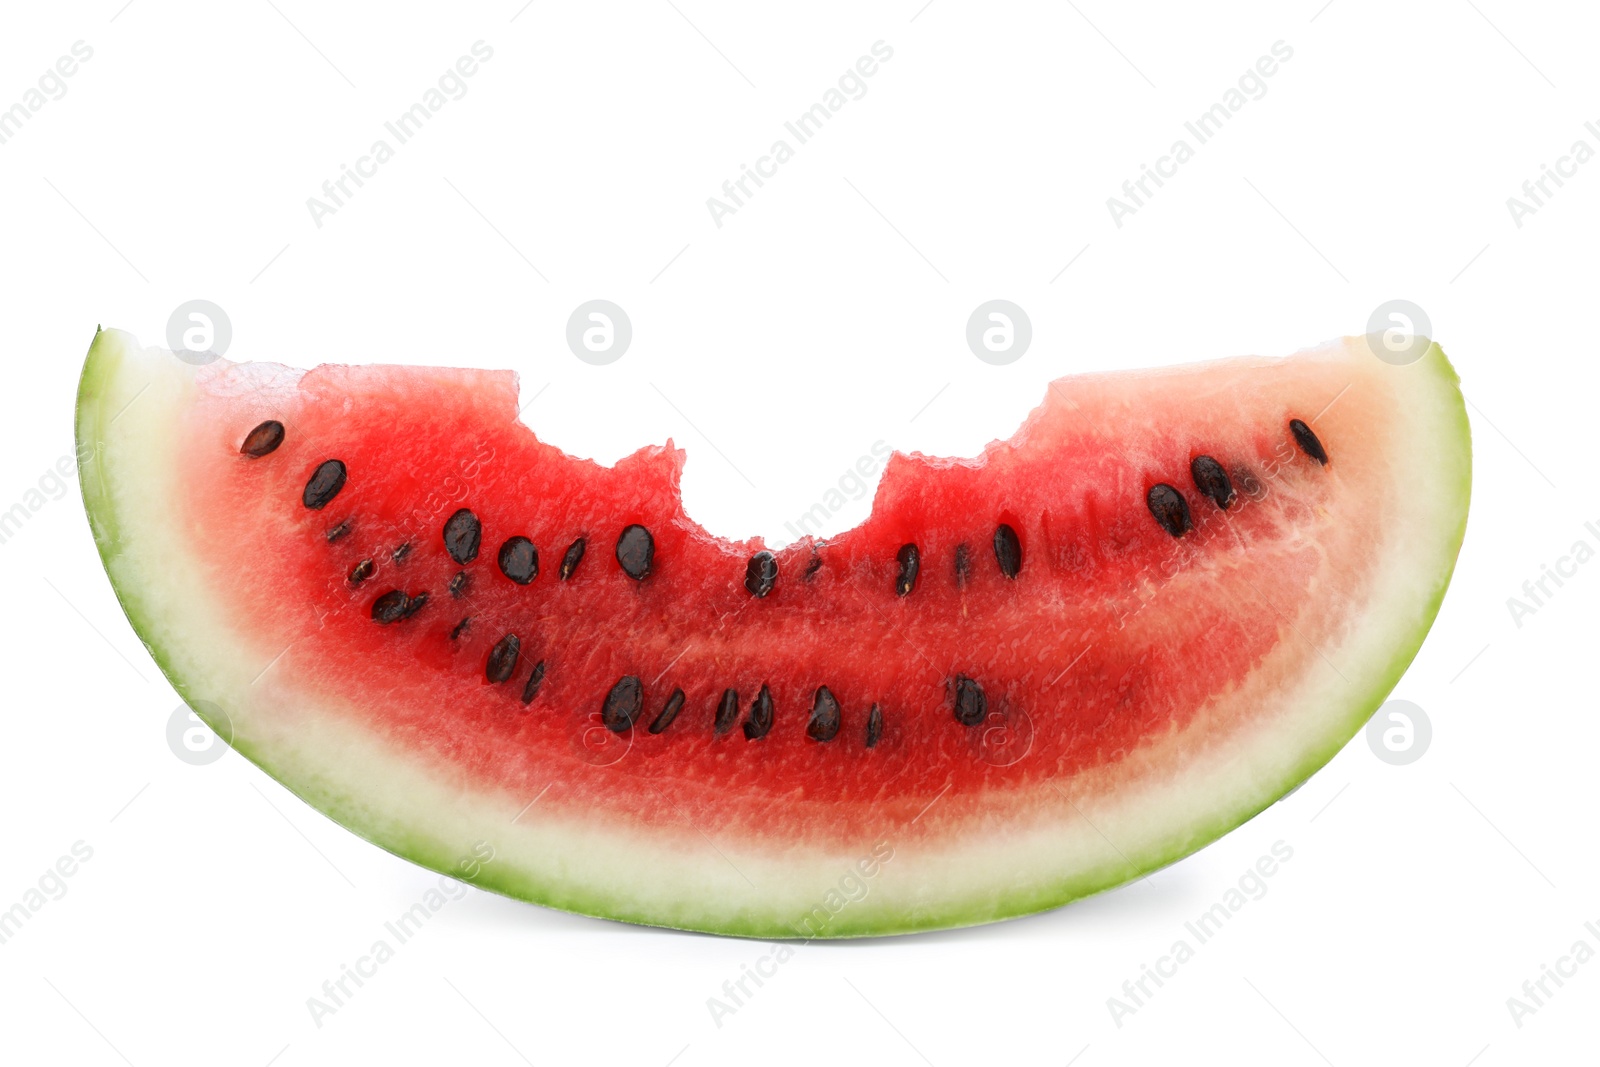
[768,340,1473,938]
[75,331,261,780]
[74,331,1472,939]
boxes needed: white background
[0,1,1595,1064]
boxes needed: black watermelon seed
[498,537,539,585]
[602,675,643,733]
[1190,455,1235,509]
[348,559,375,587]
[448,571,470,599]
[450,616,471,640]
[326,519,353,544]
[1289,418,1329,465]
[559,537,587,580]
[240,420,285,458]
[744,684,775,740]
[400,592,428,619]
[616,524,655,580]
[953,675,987,727]
[391,542,413,564]
[803,551,823,581]
[443,509,481,565]
[993,524,1022,579]
[865,703,883,749]
[649,688,686,734]
[955,542,972,587]
[371,590,410,624]
[714,688,740,736]
[486,633,520,684]
[895,543,921,596]
[807,686,841,742]
[521,661,547,704]
[745,551,778,598]
[303,460,347,510]
[1146,484,1192,538]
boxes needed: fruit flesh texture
[79,331,1470,935]
[181,358,1327,836]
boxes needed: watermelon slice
[76,328,1470,937]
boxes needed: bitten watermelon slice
[76,328,1469,937]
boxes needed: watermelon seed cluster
[249,412,1328,757]
[265,437,1018,751]
[641,679,895,746]
[1145,418,1328,538]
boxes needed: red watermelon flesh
[77,329,1470,937]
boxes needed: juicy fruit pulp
[77,330,1470,937]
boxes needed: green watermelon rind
[76,328,1471,939]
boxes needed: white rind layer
[77,329,1470,937]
